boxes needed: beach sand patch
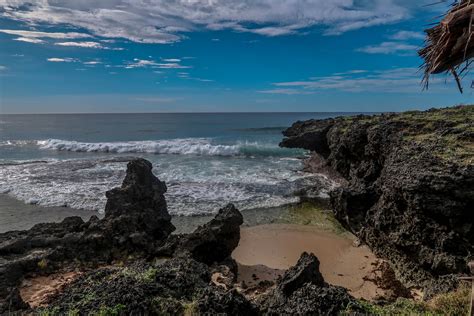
[233,224,391,301]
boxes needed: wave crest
[36,138,299,157]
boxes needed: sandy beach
[233,224,383,300]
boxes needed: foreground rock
[157,204,243,264]
[41,257,256,315]
[0,159,267,315]
[260,252,357,315]
[281,106,474,296]
[0,159,176,312]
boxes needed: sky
[0,0,472,114]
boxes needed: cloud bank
[262,68,452,93]
[0,0,412,43]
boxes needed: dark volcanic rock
[178,204,243,264]
[281,106,474,295]
[0,158,175,313]
[156,203,243,265]
[261,252,356,315]
[280,119,334,157]
[101,158,175,251]
[43,257,257,316]
[277,252,324,295]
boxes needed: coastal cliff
[281,105,474,296]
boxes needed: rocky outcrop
[0,159,175,313]
[0,158,253,315]
[260,252,357,315]
[281,106,474,295]
[42,257,257,315]
[159,204,243,265]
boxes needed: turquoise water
[0,113,357,216]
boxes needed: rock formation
[158,204,243,265]
[281,106,474,296]
[260,252,357,315]
[0,158,175,313]
[1,159,300,315]
[42,256,257,315]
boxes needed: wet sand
[0,194,99,233]
[233,224,383,300]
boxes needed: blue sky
[0,0,472,114]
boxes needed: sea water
[0,113,356,216]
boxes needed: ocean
[0,113,355,217]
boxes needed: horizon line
[0,110,383,115]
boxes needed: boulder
[276,252,324,295]
[260,252,356,315]
[159,204,244,265]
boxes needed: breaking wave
[37,138,301,157]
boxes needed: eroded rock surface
[0,158,175,313]
[159,204,243,265]
[281,106,474,295]
[42,257,257,315]
[260,252,357,315]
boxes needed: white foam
[0,154,316,216]
[36,138,300,157]
[37,138,242,156]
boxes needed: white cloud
[56,41,103,48]
[124,58,191,69]
[83,61,102,65]
[195,78,213,82]
[0,1,411,43]
[390,30,425,41]
[0,29,91,40]
[0,65,6,71]
[162,58,181,62]
[157,63,191,69]
[357,41,418,54]
[14,37,45,44]
[258,88,314,95]
[269,68,433,93]
[332,70,368,76]
[47,58,79,63]
[55,41,124,50]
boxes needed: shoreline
[0,194,98,233]
[0,193,337,234]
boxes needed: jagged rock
[0,158,175,312]
[260,252,356,315]
[159,204,243,265]
[280,119,334,157]
[276,252,324,295]
[179,204,243,264]
[1,287,29,313]
[100,158,175,250]
[281,106,474,295]
[194,287,257,315]
[40,256,256,315]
